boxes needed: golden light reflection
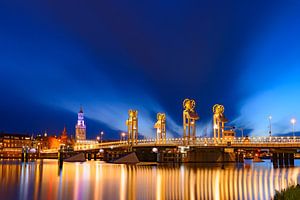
[120,165,126,200]
[214,170,220,200]
[0,160,300,200]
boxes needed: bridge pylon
[183,99,199,145]
[213,104,228,144]
[126,110,138,147]
[154,113,166,144]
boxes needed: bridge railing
[73,136,300,151]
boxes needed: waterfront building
[75,107,86,141]
[0,133,33,158]
[34,132,51,151]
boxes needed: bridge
[74,136,300,151]
[41,100,299,166]
[70,100,298,165]
[71,136,300,167]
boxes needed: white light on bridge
[152,148,158,153]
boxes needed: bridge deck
[72,137,300,151]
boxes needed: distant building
[60,126,68,144]
[34,132,51,150]
[75,107,86,141]
[0,133,33,158]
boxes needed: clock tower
[75,106,86,141]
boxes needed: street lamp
[291,118,296,139]
[122,132,126,141]
[268,116,272,137]
[100,131,104,143]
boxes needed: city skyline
[1,1,300,139]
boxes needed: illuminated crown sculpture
[212,104,228,143]
[154,113,166,144]
[183,99,199,145]
[126,110,138,146]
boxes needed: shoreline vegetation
[274,184,300,200]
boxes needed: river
[0,159,300,200]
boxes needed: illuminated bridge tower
[154,113,166,144]
[213,104,228,144]
[75,106,86,141]
[126,110,138,146]
[183,99,199,145]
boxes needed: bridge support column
[22,147,29,162]
[94,153,97,161]
[58,149,63,168]
[284,153,289,167]
[272,153,278,168]
[278,153,283,167]
[87,153,91,161]
[289,153,294,166]
[236,152,244,163]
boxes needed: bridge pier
[236,151,244,163]
[278,153,284,167]
[186,147,236,163]
[58,149,63,168]
[94,153,97,161]
[272,153,278,168]
[158,150,181,163]
[21,148,28,162]
[289,153,294,166]
[272,152,295,168]
[284,153,289,166]
[87,153,91,161]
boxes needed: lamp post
[268,116,272,137]
[121,132,126,142]
[291,118,296,141]
[100,131,104,143]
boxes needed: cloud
[233,6,300,136]
[234,81,300,136]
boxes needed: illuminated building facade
[183,99,199,145]
[75,107,86,141]
[0,133,32,157]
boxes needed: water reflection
[0,160,300,200]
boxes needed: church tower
[75,106,86,141]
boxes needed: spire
[62,125,67,136]
[79,105,83,113]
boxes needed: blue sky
[0,1,299,139]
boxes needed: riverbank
[274,184,300,200]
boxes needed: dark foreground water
[0,159,300,200]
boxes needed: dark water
[0,159,300,200]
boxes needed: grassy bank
[274,184,300,200]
